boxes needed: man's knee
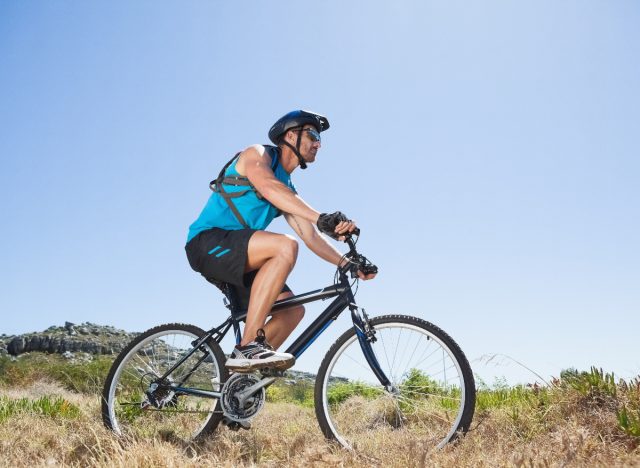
[278,235,299,266]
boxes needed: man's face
[288,125,322,163]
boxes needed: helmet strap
[282,128,307,170]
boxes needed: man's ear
[285,130,296,144]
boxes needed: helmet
[268,110,330,145]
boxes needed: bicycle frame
[162,267,392,400]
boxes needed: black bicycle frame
[161,268,391,399]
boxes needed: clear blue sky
[1,1,638,385]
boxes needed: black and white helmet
[268,110,330,145]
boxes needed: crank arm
[236,377,276,408]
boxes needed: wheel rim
[107,328,223,440]
[321,322,468,450]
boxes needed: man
[186,110,375,371]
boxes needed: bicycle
[101,233,476,451]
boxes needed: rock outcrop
[1,322,138,357]
[0,322,337,384]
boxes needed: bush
[327,381,380,405]
[267,381,314,407]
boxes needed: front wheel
[102,323,228,441]
[314,315,475,451]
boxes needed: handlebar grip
[343,227,360,241]
[318,212,360,239]
[360,263,378,275]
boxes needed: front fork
[350,304,395,392]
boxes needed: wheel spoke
[103,326,227,442]
[318,316,475,452]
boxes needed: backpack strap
[209,146,280,229]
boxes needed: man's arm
[284,213,346,266]
[238,145,320,223]
[239,145,362,241]
[285,213,377,280]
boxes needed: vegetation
[0,353,112,394]
[0,395,80,422]
[1,354,640,466]
[267,380,315,407]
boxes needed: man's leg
[262,291,305,349]
[242,231,298,346]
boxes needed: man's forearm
[285,213,347,267]
[304,232,346,266]
[261,181,320,223]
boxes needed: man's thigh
[234,271,293,311]
[245,230,297,272]
[185,227,256,286]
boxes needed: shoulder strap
[208,146,280,229]
[210,152,240,189]
[209,152,250,228]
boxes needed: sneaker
[226,329,295,372]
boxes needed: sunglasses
[295,127,321,143]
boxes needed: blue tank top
[187,149,296,243]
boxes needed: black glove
[317,211,350,239]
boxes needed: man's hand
[317,211,359,240]
[334,219,358,241]
[357,270,377,281]
[341,255,377,281]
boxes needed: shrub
[560,367,618,402]
[267,381,315,407]
[327,381,380,405]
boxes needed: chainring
[220,373,265,423]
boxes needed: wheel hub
[141,374,176,409]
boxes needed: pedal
[222,416,251,431]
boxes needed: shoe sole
[225,356,295,373]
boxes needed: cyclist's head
[268,110,329,169]
[268,110,329,144]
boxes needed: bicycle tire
[102,323,229,441]
[314,314,475,451]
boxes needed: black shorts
[185,228,291,311]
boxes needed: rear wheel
[102,323,228,441]
[314,315,475,451]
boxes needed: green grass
[2,352,640,442]
[0,395,81,422]
[267,381,315,407]
[0,353,114,394]
[476,382,550,412]
[560,367,640,439]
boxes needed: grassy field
[1,353,639,467]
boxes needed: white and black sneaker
[226,329,295,372]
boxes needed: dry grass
[2,378,640,467]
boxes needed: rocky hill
[0,322,333,384]
[0,322,137,357]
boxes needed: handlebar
[341,233,378,278]
[317,212,377,278]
